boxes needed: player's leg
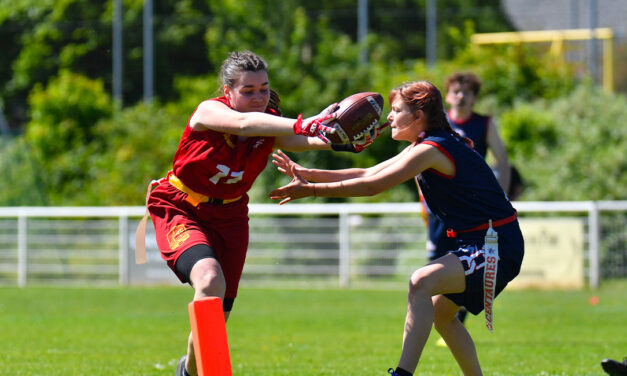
[395,253,466,374]
[432,295,482,375]
[175,244,226,376]
[425,215,463,347]
[180,213,248,375]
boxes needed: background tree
[0,0,624,206]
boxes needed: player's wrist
[292,114,304,135]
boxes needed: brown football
[323,92,384,144]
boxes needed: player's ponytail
[267,89,282,116]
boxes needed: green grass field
[0,280,625,376]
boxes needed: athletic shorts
[147,182,250,300]
[443,221,524,315]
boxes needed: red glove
[332,121,390,153]
[293,113,336,137]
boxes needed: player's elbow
[233,116,255,135]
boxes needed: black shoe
[176,355,190,376]
[602,358,627,376]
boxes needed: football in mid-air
[323,92,384,144]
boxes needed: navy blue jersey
[446,111,490,158]
[417,130,514,232]
[417,130,524,314]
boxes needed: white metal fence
[0,201,625,289]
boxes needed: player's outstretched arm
[190,99,335,139]
[269,143,443,204]
[272,149,367,182]
[487,117,511,192]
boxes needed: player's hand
[353,121,390,151]
[269,165,312,205]
[294,104,338,143]
[272,149,304,178]
[331,121,390,153]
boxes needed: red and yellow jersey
[171,96,277,199]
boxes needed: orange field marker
[188,297,232,376]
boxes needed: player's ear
[414,109,424,120]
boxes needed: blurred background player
[145,50,378,376]
[269,80,524,376]
[420,72,514,334]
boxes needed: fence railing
[0,201,626,289]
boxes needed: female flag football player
[143,51,383,376]
[269,80,524,376]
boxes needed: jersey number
[209,164,244,184]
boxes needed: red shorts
[147,182,250,299]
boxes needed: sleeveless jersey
[416,130,515,232]
[446,111,490,158]
[171,96,276,199]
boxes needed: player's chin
[390,129,402,140]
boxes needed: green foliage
[0,137,48,205]
[458,44,578,108]
[499,86,627,200]
[0,71,112,205]
[26,70,112,155]
[499,103,558,158]
[83,103,186,205]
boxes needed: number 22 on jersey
[209,164,244,184]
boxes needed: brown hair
[444,72,482,95]
[389,81,473,146]
[219,50,282,115]
[219,51,268,91]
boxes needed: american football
[323,92,384,144]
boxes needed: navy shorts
[443,222,524,315]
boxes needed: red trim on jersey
[447,110,473,125]
[422,140,456,179]
[212,96,231,107]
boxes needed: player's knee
[193,270,226,298]
[408,268,433,298]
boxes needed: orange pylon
[188,297,232,376]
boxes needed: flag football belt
[445,212,517,238]
[134,173,242,265]
[483,220,499,332]
[168,173,242,207]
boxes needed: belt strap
[135,179,161,264]
[134,173,243,265]
[446,212,517,238]
[168,174,242,207]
